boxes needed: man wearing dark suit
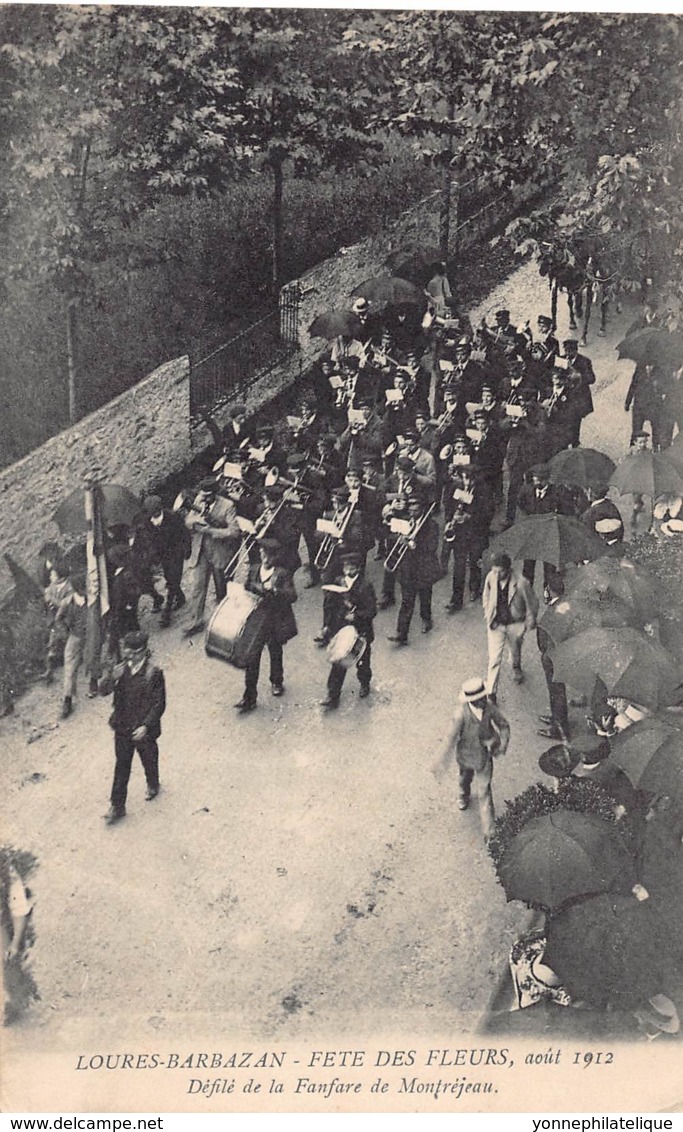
[104,631,166,825]
[536,575,570,740]
[501,394,551,524]
[336,397,384,471]
[201,403,252,466]
[563,338,596,445]
[142,495,192,628]
[320,553,377,709]
[236,539,298,713]
[543,369,584,456]
[517,464,562,588]
[388,493,441,645]
[443,467,493,612]
[580,485,623,535]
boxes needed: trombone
[384,502,436,573]
[224,470,313,578]
[314,497,358,572]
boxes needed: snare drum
[205,582,269,669]
[326,625,366,669]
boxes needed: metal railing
[189,285,300,417]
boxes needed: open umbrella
[53,483,142,536]
[308,310,363,340]
[351,276,427,310]
[551,627,680,710]
[609,717,683,809]
[544,893,663,1009]
[490,513,605,568]
[548,447,616,491]
[497,810,637,912]
[565,557,661,621]
[659,617,683,663]
[663,431,683,475]
[616,328,683,370]
[538,594,639,646]
[610,451,683,499]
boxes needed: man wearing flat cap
[320,553,377,710]
[236,538,298,713]
[563,338,596,443]
[183,477,240,637]
[434,677,510,838]
[314,483,366,645]
[104,630,166,825]
[200,402,252,469]
[142,495,192,628]
[388,490,441,645]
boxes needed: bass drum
[326,625,366,670]
[205,582,269,670]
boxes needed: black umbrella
[351,276,427,310]
[548,447,616,490]
[538,594,639,646]
[489,513,606,568]
[53,484,143,536]
[663,431,683,475]
[496,810,636,912]
[565,557,661,621]
[550,627,679,711]
[610,451,683,499]
[544,893,663,1009]
[308,310,363,340]
[616,328,683,370]
[609,717,683,809]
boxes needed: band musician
[183,478,241,638]
[442,465,493,613]
[235,538,298,713]
[314,484,365,647]
[387,491,442,645]
[320,553,377,710]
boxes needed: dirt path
[2,256,649,1066]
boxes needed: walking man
[183,477,240,637]
[320,553,377,710]
[482,552,538,698]
[433,677,510,838]
[235,539,298,713]
[104,631,166,825]
[54,573,88,719]
[142,495,191,628]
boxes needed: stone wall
[0,356,190,598]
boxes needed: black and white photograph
[1,4,682,1115]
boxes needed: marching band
[167,292,594,712]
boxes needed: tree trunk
[439,172,451,261]
[66,299,79,425]
[271,157,284,296]
[439,97,459,262]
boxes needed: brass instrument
[314,498,358,571]
[265,467,316,510]
[434,406,457,441]
[174,489,211,521]
[384,502,436,573]
[442,501,471,543]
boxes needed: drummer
[320,553,377,711]
[235,538,298,714]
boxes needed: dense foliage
[1,9,680,463]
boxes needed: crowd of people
[3,267,682,1039]
[18,275,678,835]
